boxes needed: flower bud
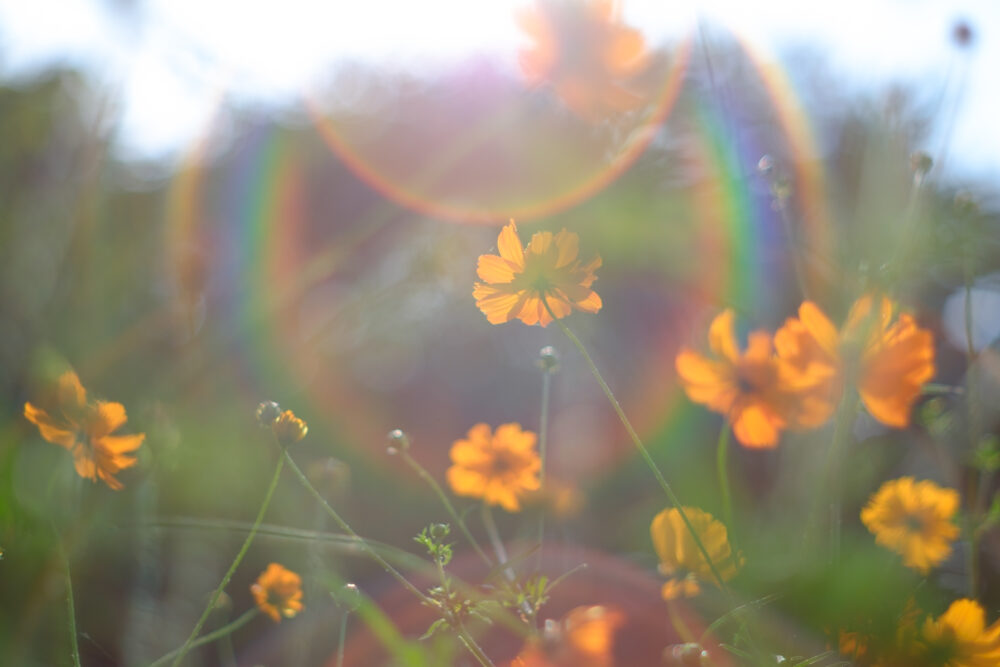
[273,410,308,446]
[386,428,410,454]
[757,154,774,175]
[952,20,973,48]
[255,401,282,428]
[909,151,932,177]
[663,643,709,666]
[536,345,560,373]
[335,582,363,611]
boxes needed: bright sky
[0,0,996,181]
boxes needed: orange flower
[447,423,541,512]
[921,599,1000,666]
[272,409,308,446]
[251,563,304,623]
[774,296,935,428]
[650,507,743,600]
[473,220,601,327]
[23,370,144,490]
[511,605,624,667]
[675,310,811,447]
[860,477,959,574]
[515,0,648,120]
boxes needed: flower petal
[24,403,76,449]
[497,220,525,266]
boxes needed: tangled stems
[281,450,497,667]
[168,456,285,667]
[397,448,494,568]
[543,301,730,595]
[151,609,257,667]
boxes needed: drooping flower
[447,423,541,512]
[860,477,959,574]
[921,599,1000,666]
[511,605,624,667]
[774,296,935,428]
[515,0,648,120]
[251,563,304,623]
[23,370,144,490]
[272,409,308,446]
[650,507,743,600]
[675,310,818,447]
[473,220,601,327]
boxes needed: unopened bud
[336,582,362,611]
[664,643,709,666]
[386,428,410,454]
[429,523,450,540]
[536,346,560,373]
[952,20,973,48]
[909,151,932,177]
[255,401,282,428]
[273,410,308,446]
[757,154,774,175]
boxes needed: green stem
[716,424,734,537]
[455,622,495,667]
[169,457,284,667]
[151,609,258,667]
[536,368,552,569]
[818,390,860,564]
[964,270,983,598]
[398,450,493,568]
[281,450,430,604]
[336,611,350,667]
[546,304,730,594]
[480,504,513,582]
[53,526,81,667]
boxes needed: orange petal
[24,403,76,449]
[92,401,128,438]
[553,229,580,268]
[731,402,781,448]
[708,310,740,362]
[476,254,518,283]
[798,301,839,357]
[57,370,87,410]
[99,433,145,455]
[497,220,525,266]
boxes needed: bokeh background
[2,1,1000,665]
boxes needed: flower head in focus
[860,477,959,574]
[675,310,816,447]
[273,409,308,446]
[447,423,541,512]
[512,605,624,667]
[23,370,145,490]
[473,220,601,327]
[516,0,649,120]
[650,507,743,599]
[775,296,935,428]
[251,563,304,622]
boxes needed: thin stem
[964,269,983,598]
[545,302,730,594]
[480,504,513,583]
[536,368,552,570]
[716,424,734,537]
[151,609,257,667]
[336,611,350,667]
[816,390,861,564]
[398,450,493,568]
[455,623,496,667]
[53,526,81,667]
[281,450,430,604]
[169,457,284,667]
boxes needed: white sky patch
[0,0,996,178]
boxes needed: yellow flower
[650,507,743,599]
[446,423,541,512]
[921,599,1000,666]
[23,370,144,490]
[473,220,602,328]
[515,0,648,120]
[860,477,959,574]
[512,605,624,667]
[251,563,304,623]
[675,310,819,448]
[272,409,308,446]
[774,296,935,428]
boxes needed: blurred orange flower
[473,220,601,327]
[921,599,1000,666]
[447,423,541,512]
[650,507,743,599]
[515,0,648,120]
[775,296,935,428]
[511,605,624,667]
[251,563,304,623]
[23,370,144,490]
[675,310,811,447]
[860,477,959,574]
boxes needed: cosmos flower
[251,563,304,623]
[515,0,649,120]
[650,507,743,599]
[446,423,541,512]
[675,310,818,447]
[921,599,1000,666]
[473,220,601,327]
[860,477,959,574]
[774,296,935,428]
[23,370,144,490]
[511,605,624,667]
